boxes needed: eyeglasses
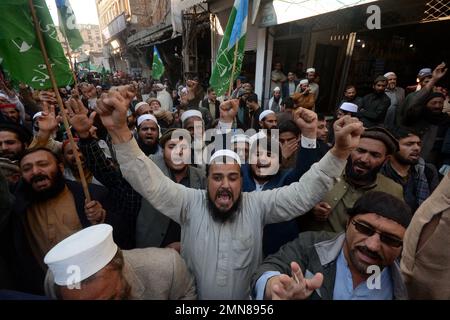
[351,220,403,248]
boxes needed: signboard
[259,0,379,27]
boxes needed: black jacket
[4,180,113,294]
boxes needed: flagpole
[228,42,239,99]
[28,0,91,202]
[62,33,79,88]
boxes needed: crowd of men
[0,60,449,300]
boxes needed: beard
[22,170,66,203]
[0,150,20,161]
[345,159,381,187]
[348,245,385,276]
[393,152,418,166]
[207,187,242,223]
[137,138,159,156]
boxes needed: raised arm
[95,86,198,224]
[284,108,322,184]
[249,116,364,225]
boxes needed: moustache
[30,174,50,184]
[353,160,371,170]
[357,245,382,261]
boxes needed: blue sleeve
[253,271,281,300]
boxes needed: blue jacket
[242,145,321,256]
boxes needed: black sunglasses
[352,220,403,248]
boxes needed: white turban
[44,224,118,286]
[137,114,158,127]
[299,79,309,85]
[134,101,149,114]
[209,149,241,166]
[306,68,316,73]
[339,102,358,113]
[384,72,396,78]
[180,109,202,123]
[259,110,275,122]
[231,134,250,144]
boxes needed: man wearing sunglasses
[252,191,411,300]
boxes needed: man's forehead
[0,130,19,139]
[21,150,54,164]
[140,121,158,129]
[209,162,240,174]
[358,137,387,151]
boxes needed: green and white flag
[56,0,83,50]
[152,46,165,80]
[210,0,248,96]
[0,0,73,89]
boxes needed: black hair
[279,120,300,136]
[19,147,62,165]
[246,93,258,103]
[391,126,422,141]
[281,97,295,110]
[317,113,326,122]
[348,191,412,228]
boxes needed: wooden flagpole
[28,0,91,201]
[228,41,240,99]
[62,34,79,88]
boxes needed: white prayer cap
[0,93,10,100]
[384,72,396,78]
[180,109,202,123]
[209,149,241,166]
[339,102,358,113]
[306,68,316,73]
[273,87,281,92]
[299,79,309,85]
[32,111,43,121]
[231,134,250,144]
[259,110,275,122]
[66,85,72,91]
[134,101,150,113]
[137,114,158,127]
[44,224,118,286]
[96,85,102,89]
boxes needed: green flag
[210,0,248,96]
[0,0,73,89]
[56,0,83,51]
[151,46,165,80]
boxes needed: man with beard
[252,191,410,300]
[384,72,405,131]
[0,103,21,124]
[396,63,449,163]
[293,79,316,110]
[95,87,364,299]
[299,127,404,233]
[267,87,282,113]
[135,114,162,156]
[358,76,391,128]
[44,224,196,300]
[0,123,30,161]
[6,148,110,294]
[380,127,439,212]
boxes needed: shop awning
[127,24,173,48]
[259,0,379,27]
